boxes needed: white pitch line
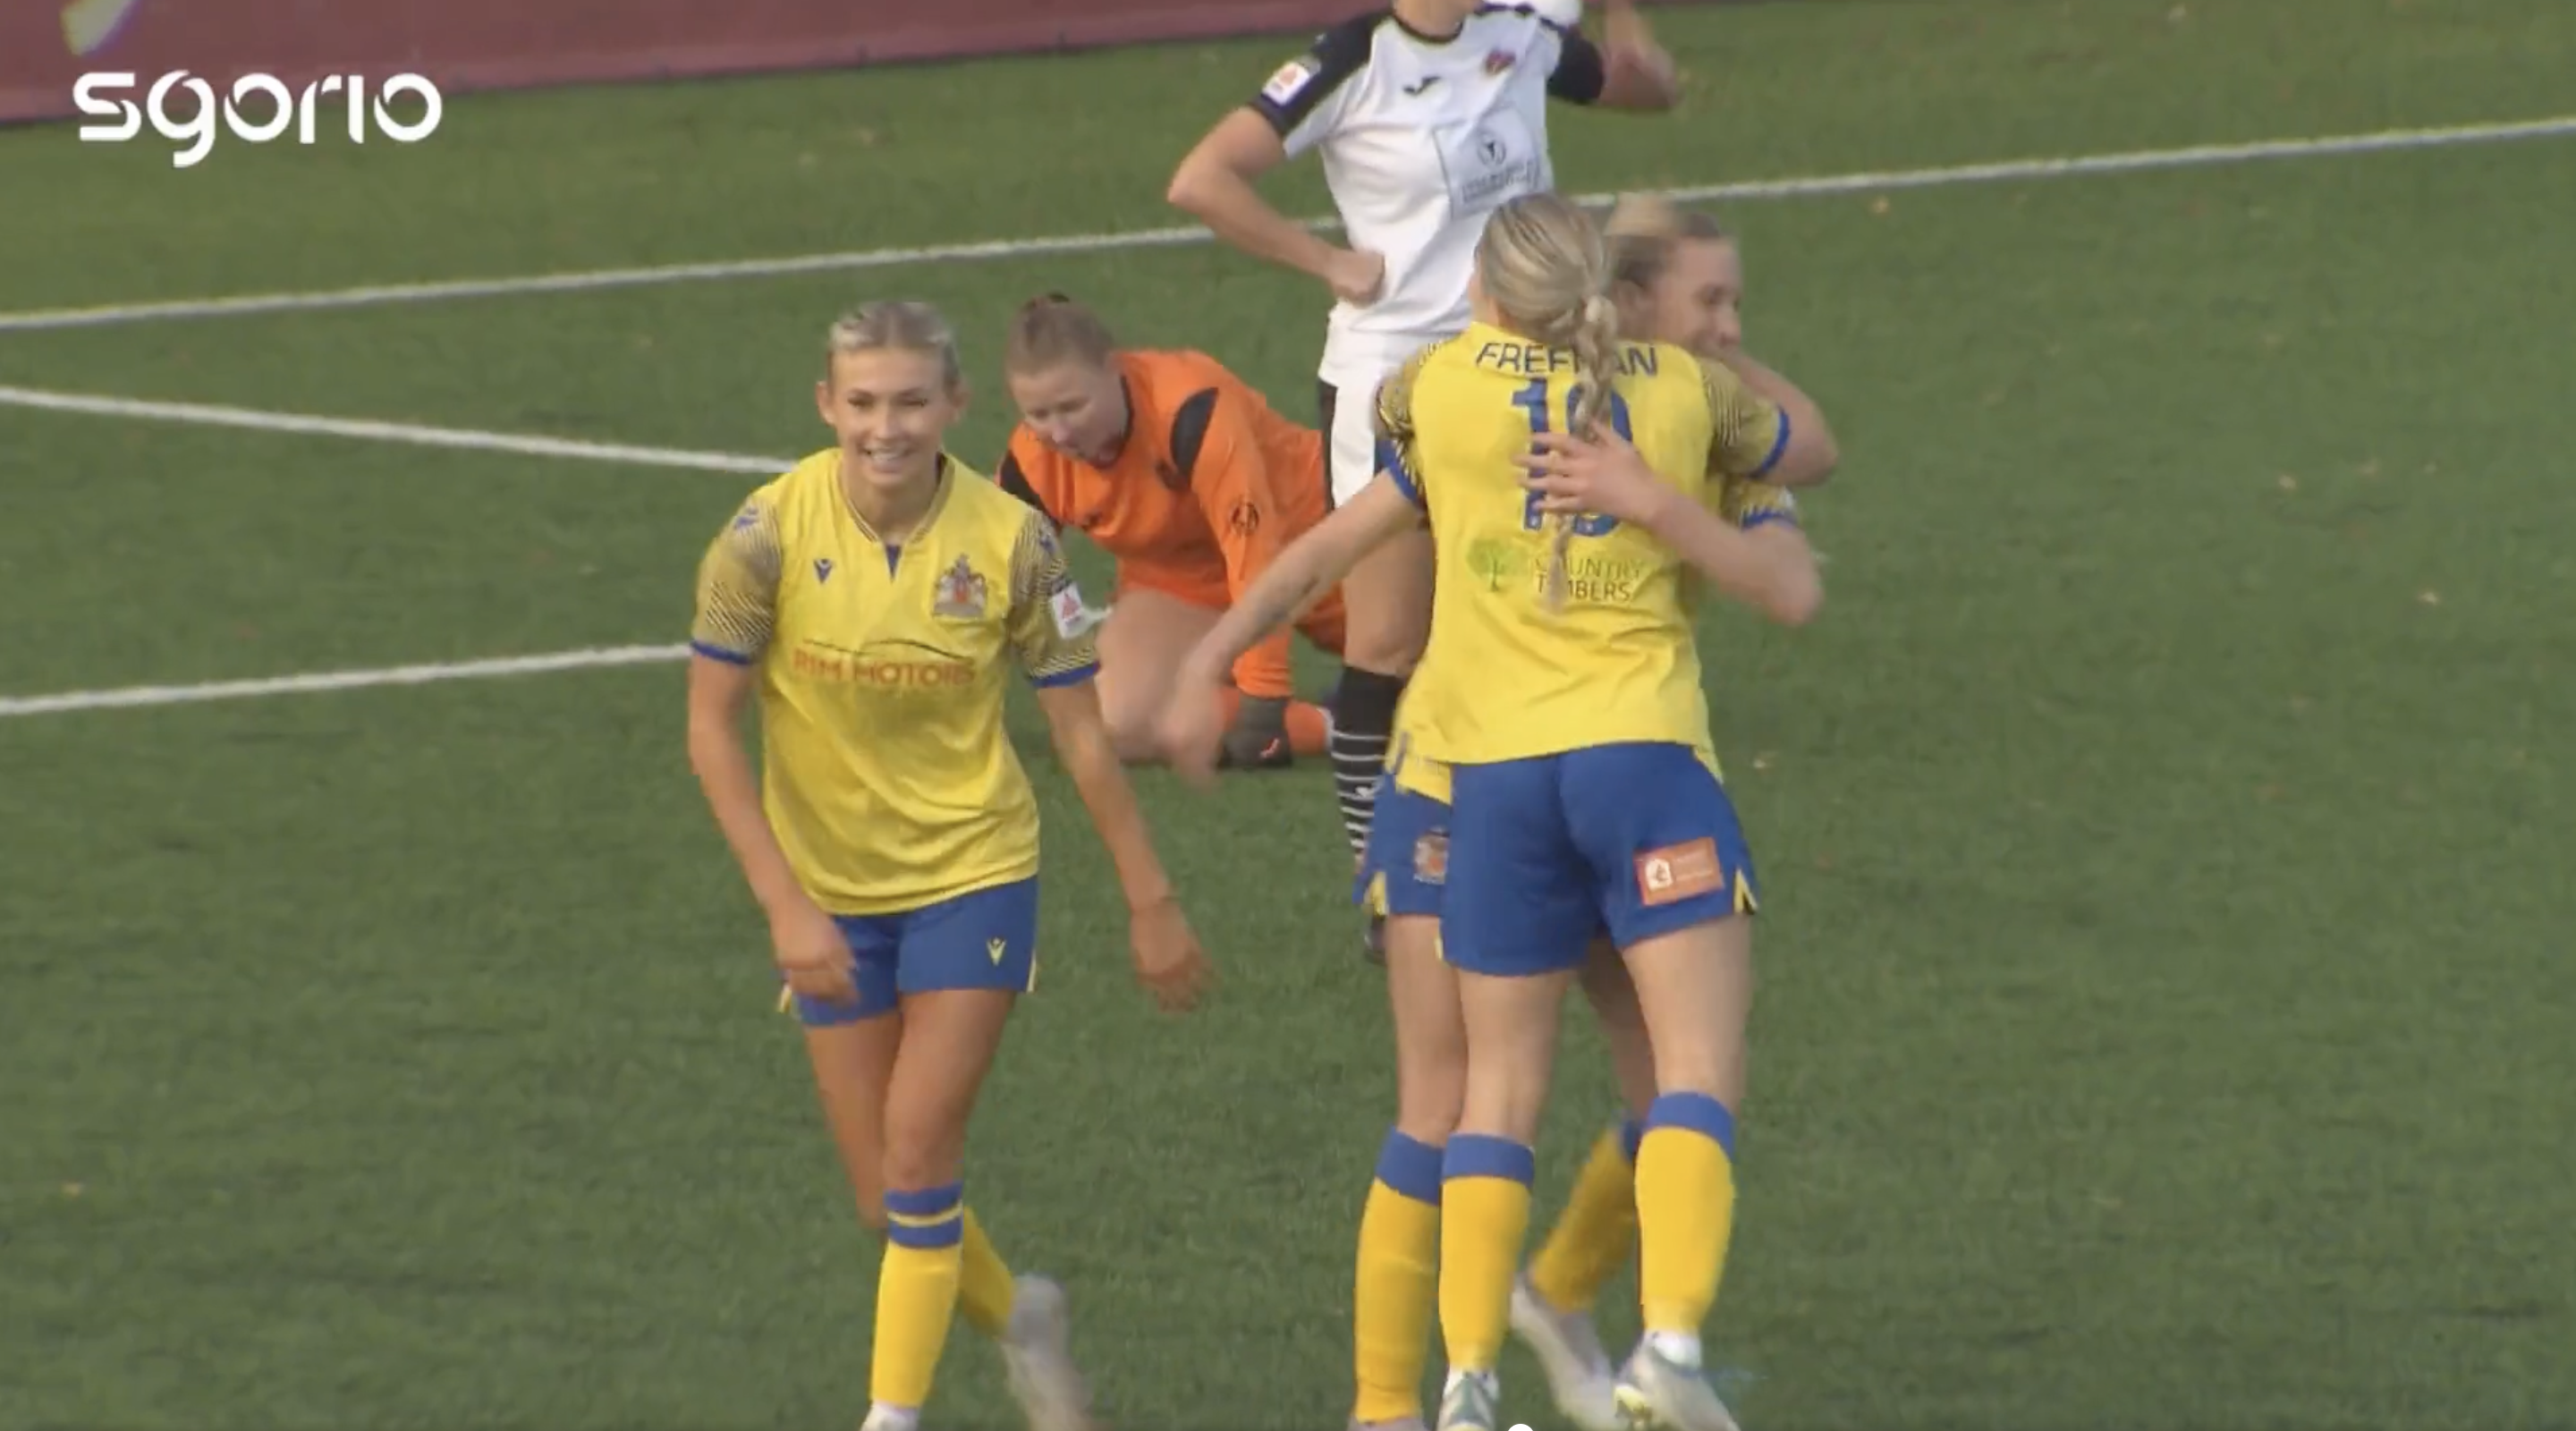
[9,111,2576,724]
[0,645,688,720]
[0,385,789,473]
[3,114,2571,335]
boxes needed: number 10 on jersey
[1513,377,1629,537]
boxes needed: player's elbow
[1768,572,1823,629]
[1164,163,1201,215]
[1165,149,1223,216]
[1038,681,1123,775]
[1168,114,1274,217]
[1770,428,1838,489]
[1749,536,1823,628]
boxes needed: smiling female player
[686,300,1214,1431]
[1158,192,1836,1431]
[994,292,1343,772]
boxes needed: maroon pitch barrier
[3,0,1377,124]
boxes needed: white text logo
[73,72,443,169]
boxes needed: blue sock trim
[1618,1117,1647,1164]
[1442,1133,1537,1187]
[1375,1129,1445,1204]
[883,1182,964,1218]
[1644,1092,1737,1161]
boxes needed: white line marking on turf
[0,385,788,473]
[9,113,2575,722]
[2,114,2569,334]
[0,646,688,720]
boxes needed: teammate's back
[1381,325,1787,767]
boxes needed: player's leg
[795,915,1018,1323]
[1331,529,1430,840]
[792,918,906,1235]
[1571,744,1762,1431]
[1287,591,1351,761]
[1320,379,1430,952]
[1350,783,1464,1429]
[1509,940,1653,1431]
[809,999,1032,1376]
[870,879,1093,1431]
[1430,757,1593,1430]
[1609,917,1752,1431]
[1092,583,1220,764]
[796,917,1049,1422]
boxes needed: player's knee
[1647,1038,1741,1109]
[1458,1053,1553,1145]
[1394,1082,1462,1147]
[1100,703,1165,763]
[1394,1040,1464,1145]
[1342,630,1423,678]
[879,1119,969,1195]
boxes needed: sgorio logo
[74,72,443,169]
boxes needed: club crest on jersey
[814,557,835,584]
[931,555,988,620]
[1483,48,1517,74]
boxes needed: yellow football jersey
[1376,321,1792,769]
[691,450,1099,916]
[1385,470,1802,806]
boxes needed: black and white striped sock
[1327,667,1407,861]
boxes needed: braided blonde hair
[1474,193,1623,611]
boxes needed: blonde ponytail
[1539,290,1626,610]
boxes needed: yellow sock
[1353,1130,1445,1423]
[956,1207,1015,1339]
[872,1182,969,1410]
[1436,1134,1535,1373]
[1525,1120,1642,1314]
[1634,1094,1739,1339]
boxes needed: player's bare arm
[1591,0,1682,111]
[1159,476,1416,784]
[1183,475,1415,690]
[1521,430,1822,627]
[1167,111,1381,303]
[1033,679,1212,1012]
[683,653,858,1004]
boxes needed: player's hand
[1326,248,1386,305]
[1521,428,1675,528]
[1600,0,1680,97]
[1127,893,1212,1012]
[1157,668,1231,791]
[769,894,857,1005]
[1218,693,1295,771]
